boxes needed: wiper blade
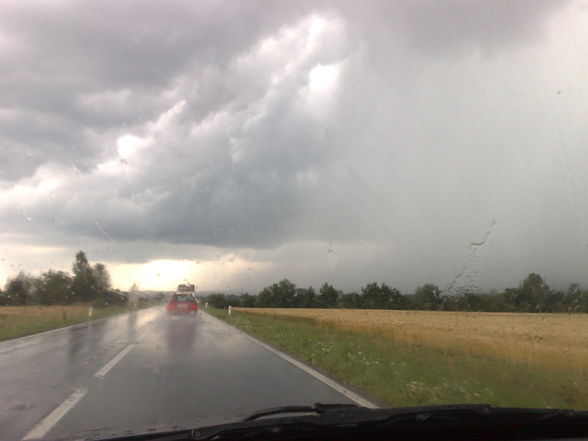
[240,403,359,421]
[189,404,588,441]
[372,405,586,426]
[93,404,588,441]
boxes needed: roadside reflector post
[228,305,232,315]
[88,306,93,317]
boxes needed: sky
[1,0,587,294]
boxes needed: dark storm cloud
[0,0,563,179]
[1,0,586,291]
[0,0,307,179]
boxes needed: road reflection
[127,310,138,342]
[66,320,106,383]
[67,321,106,360]
[67,326,84,360]
[165,316,197,354]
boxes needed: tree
[318,283,339,308]
[206,293,227,308]
[361,283,380,309]
[520,273,551,311]
[465,292,482,311]
[275,279,297,307]
[239,293,257,307]
[478,289,508,312]
[339,292,361,309]
[4,272,35,305]
[93,263,112,296]
[414,284,442,310]
[257,279,297,307]
[71,251,97,302]
[0,289,8,306]
[543,290,565,313]
[440,294,459,311]
[257,286,274,307]
[34,270,73,304]
[294,287,316,308]
[385,285,409,309]
[361,283,406,309]
[562,284,588,313]
[503,273,551,312]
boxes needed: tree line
[0,251,127,306]
[205,273,588,313]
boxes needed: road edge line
[201,311,380,409]
[21,388,87,441]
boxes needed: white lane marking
[94,344,135,378]
[202,312,379,409]
[21,388,87,441]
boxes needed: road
[0,307,375,440]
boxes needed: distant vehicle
[176,283,196,293]
[166,293,198,316]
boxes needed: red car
[166,293,198,316]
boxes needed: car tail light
[191,303,197,310]
[167,302,176,310]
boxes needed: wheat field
[0,304,92,319]
[235,308,588,374]
[0,304,129,340]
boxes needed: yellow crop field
[0,304,92,320]
[235,308,588,374]
[0,304,131,341]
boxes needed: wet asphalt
[0,307,355,440]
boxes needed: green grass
[206,307,588,409]
[0,301,158,342]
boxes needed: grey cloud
[0,0,564,181]
[0,0,307,180]
[1,0,586,291]
[333,0,568,57]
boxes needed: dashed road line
[21,388,87,441]
[94,344,135,378]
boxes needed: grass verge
[205,307,588,410]
[0,301,157,342]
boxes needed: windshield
[1,1,587,440]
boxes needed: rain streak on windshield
[0,1,587,440]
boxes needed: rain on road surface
[0,307,370,440]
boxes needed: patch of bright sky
[110,259,197,291]
[301,61,342,120]
[308,63,340,91]
[116,134,145,159]
[109,255,269,292]
[0,164,63,207]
